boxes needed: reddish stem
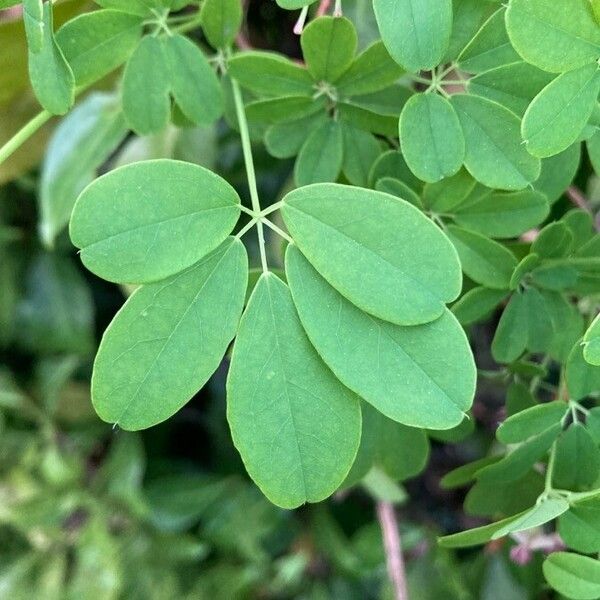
[377,501,409,600]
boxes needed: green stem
[0,109,52,166]
[231,78,269,272]
[262,218,293,244]
[260,201,284,218]
[544,442,557,494]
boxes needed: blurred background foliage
[1,1,598,598]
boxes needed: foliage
[0,0,600,597]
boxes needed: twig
[376,501,409,600]
[317,0,331,16]
[566,186,591,212]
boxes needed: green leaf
[368,149,422,191]
[566,341,600,400]
[276,0,316,8]
[374,177,422,209]
[373,0,453,72]
[39,93,127,248]
[336,41,403,96]
[496,402,567,444]
[451,286,508,326]
[440,455,503,490]
[491,290,528,362]
[588,130,600,175]
[294,119,343,186]
[399,93,465,183]
[553,424,600,490]
[491,497,570,539]
[341,123,382,187]
[122,36,171,135]
[506,381,537,416]
[56,10,143,87]
[264,113,327,159]
[70,159,240,284]
[27,1,74,115]
[93,238,247,430]
[226,273,361,509]
[281,183,462,325]
[451,95,541,190]
[286,245,475,429]
[476,423,561,483]
[438,511,527,548]
[522,65,600,158]
[227,51,314,97]
[444,0,495,62]
[457,8,520,74]
[583,313,600,366]
[559,500,600,553]
[506,0,600,73]
[422,168,476,212]
[453,190,549,238]
[246,95,324,124]
[446,225,517,289]
[468,61,554,117]
[301,16,357,83]
[23,0,43,54]
[543,553,600,600]
[164,34,223,126]
[16,253,94,355]
[533,223,574,260]
[533,144,582,204]
[345,402,429,486]
[94,0,155,17]
[200,0,242,49]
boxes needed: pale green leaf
[446,225,517,289]
[438,511,527,548]
[453,190,549,238]
[92,238,247,430]
[227,51,314,97]
[399,93,465,183]
[566,341,600,400]
[543,553,600,600]
[165,34,223,126]
[559,501,600,553]
[294,119,343,186]
[553,424,600,490]
[496,402,567,444]
[374,177,422,209]
[200,0,242,49]
[506,0,600,73]
[523,65,600,158]
[341,123,382,186]
[286,245,475,429]
[70,159,240,284]
[451,95,541,190]
[56,10,143,87]
[264,113,327,159]
[281,183,462,325]
[533,143,581,204]
[40,93,127,247]
[122,36,171,135]
[373,0,453,72]
[227,273,361,509]
[491,497,570,539]
[451,286,508,326]
[422,168,477,212]
[301,16,357,83]
[583,313,600,365]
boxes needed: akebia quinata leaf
[70,159,241,284]
[281,184,462,326]
[227,274,361,509]
[285,246,476,429]
[92,238,247,430]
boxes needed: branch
[376,501,409,600]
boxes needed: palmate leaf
[281,184,461,326]
[70,159,241,284]
[285,246,476,430]
[226,273,361,509]
[506,0,600,73]
[373,0,453,72]
[92,238,247,431]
